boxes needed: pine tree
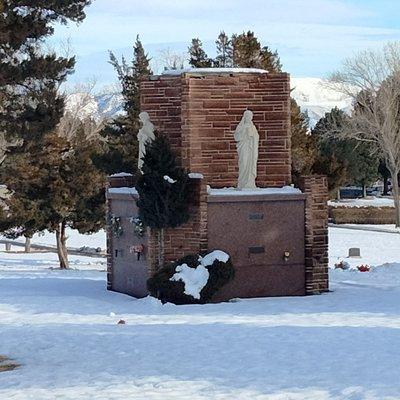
[188,38,212,68]
[99,36,152,175]
[378,160,391,195]
[0,0,91,143]
[290,99,316,185]
[260,46,282,72]
[0,1,92,265]
[215,31,233,67]
[232,31,262,68]
[312,107,354,196]
[136,135,189,269]
[1,126,106,269]
[230,31,282,72]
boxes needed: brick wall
[299,175,329,294]
[141,72,291,188]
[147,176,208,275]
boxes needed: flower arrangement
[129,216,145,238]
[357,264,370,272]
[109,215,123,238]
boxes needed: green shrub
[147,251,234,305]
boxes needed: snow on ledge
[163,68,268,76]
[108,187,138,195]
[208,186,302,196]
[109,172,133,178]
[188,173,204,179]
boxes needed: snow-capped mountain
[67,77,352,127]
[291,77,352,127]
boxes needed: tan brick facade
[141,72,291,188]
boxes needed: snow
[188,173,204,179]
[1,226,400,398]
[0,228,106,251]
[329,197,394,208]
[200,250,230,266]
[163,175,177,184]
[208,186,302,196]
[163,67,268,75]
[108,187,138,195]
[109,172,133,178]
[291,77,353,128]
[170,263,209,299]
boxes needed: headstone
[348,247,361,258]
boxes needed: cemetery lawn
[0,227,400,399]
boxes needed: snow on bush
[163,175,177,184]
[170,263,209,299]
[147,251,234,305]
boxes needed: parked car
[339,186,363,199]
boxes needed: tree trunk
[337,188,341,200]
[24,236,31,253]
[389,169,400,228]
[383,176,389,196]
[363,184,367,198]
[56,221,69,269]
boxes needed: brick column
[299,175,329,294]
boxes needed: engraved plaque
[248,213,264,220]
[249,246,265,254]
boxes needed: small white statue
[137,111,155,172]
[234,110,259,190]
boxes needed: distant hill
[67,77,352,128]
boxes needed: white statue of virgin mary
[234,110,259,190]
[137,111,155,172]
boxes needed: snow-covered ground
[0,228,106,251]
[1,227,400,399]
[329,197,394,208]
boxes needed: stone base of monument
[106,175,328,300]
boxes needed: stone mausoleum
[106,68,329,301]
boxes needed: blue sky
[51,0,400,86]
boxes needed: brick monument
[106,68,329,300]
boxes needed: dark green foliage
[378,160,391,195]
[290,98,316,185]
[0,0,91,142]
[136,135,189,229]
[147,253,235,305]
[231,31,282,72]
[312,107,379,195]
[0,127,107,268]
[215,31,233,68]
[99,35,152,175]
[188,38,212,68]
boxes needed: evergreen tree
[99,36,152,175]
[215,31,233,67]
[1,127,106,269]
[136,135,189,269]
[347,141,379,196]
[312,107,352,195]
[231,31,281,72]
[290,99,317,184]
[188,38,212,68]
[0,0,91,143]
[260,46,282,72]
